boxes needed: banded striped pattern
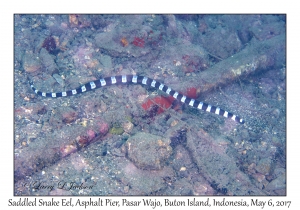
[30,75,245,124]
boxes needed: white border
[2,1,297,209]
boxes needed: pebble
[252,173,265,183]
[171,120,179,127]
[123,121,134,134]
[271,108,280,118]
[53,74,65,87]
[124,186,129,194]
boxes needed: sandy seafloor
[14,14,286,196]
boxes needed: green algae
[109,126,124,135]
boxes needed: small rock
[60,142,77,157]
[271,108,280,118]
[53,74,65,87]
[240,129,250,139]
[271,136,283,147]
[122,132,172,170]
[39,48,58,74]
[265,174,286,191]
[49,106,78,127]
[124,186,129,194]
[255,158,274,175]
[22,51,41,73]
[123,121,134,134]
[99,55,112,69]
[252,173,265,183]
[273,167,286,177]
[61,107,78,123]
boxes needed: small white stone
[175,61,181,66]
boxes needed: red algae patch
[185,87,198,99]
[141,96,175,115]
[132,37,145,48]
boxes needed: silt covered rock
[122,132,172,170]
